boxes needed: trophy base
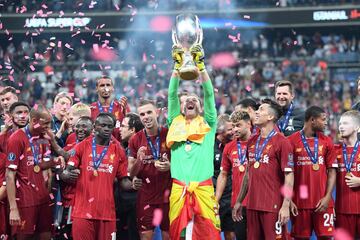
[179,66,199,81]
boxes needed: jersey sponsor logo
[7,152,16,161]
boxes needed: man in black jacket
[275,80,304,136]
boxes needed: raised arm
[201,70,216,126]
[167,71,181,125]
[190,44,217,126]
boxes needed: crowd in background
[0,31,359,140]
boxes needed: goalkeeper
[166,44,221,240]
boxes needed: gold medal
[346,172,352,177]
[254,161,260,169]
[239,165,245,172]
[185,144,191,152]
[93,170,98,177]
[33,165,41,173]
[312,163,320,171]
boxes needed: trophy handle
[195,16,203,45]
[172,28,179,46]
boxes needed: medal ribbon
[144,128,161,160]
[97,100,114,114]
[25,126,40,165]
[237,141,247,165]
[277,103,294,132]
[255,129,276,162]
[300,130,318,164]
[92,137,109,170]
[342,141,359,173]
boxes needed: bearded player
[232,99,294,240]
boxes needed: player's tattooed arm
[45,129,70,159]
[232,166,249,222]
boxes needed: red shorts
[136,202,169,232]
[12,203,53,235]
[72,218,116,240]
[336,213,360,238]
[247,209,288,240]
[0,202,9,237]
[291,208,335,238]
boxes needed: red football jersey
[335,144,360,214]
[0,129,13,153]
[61,144,77,207]
[90,100,126,122]
[68,136,127,221]
[0,152,8,235]
[246,131,294,213]
[90,100,129,142]
[128,128,171,205]
[6,129,51,207]
[64,132,77,149]
[221,139,248,207]
[288,131,337,209]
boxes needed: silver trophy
[172,13,203,81]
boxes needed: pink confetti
[29,65,35,71]
[334,228,352,240]
[209,52,237,69]
[114,4,120,11]
[65,43,73,50]
[57,201,63,206]
[93,44,99,53]
[86,213,92,218]
[280,185,293,199]
[145,178,150,183]
[90,47,117,61]
[142,53,147,62]
[299,185,308,199]
[33,123,40,129]
[88,197,94,203]
[149,16,172,32]
[81,39,86,44]
[152,208,163,226]
[144,205,150,210]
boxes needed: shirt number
[323,213,334,227]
